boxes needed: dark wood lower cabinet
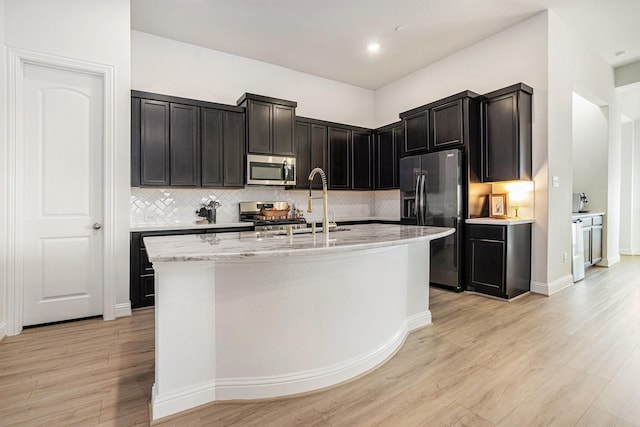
[466,222,531,299]
[130,228,247,308]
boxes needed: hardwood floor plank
[592,348,640,425]
[496,366,608,426]
[0,257,638,426]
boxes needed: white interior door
[21,63,104,326]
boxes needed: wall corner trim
[115,303,132,318]
[598,255,620,267]
[530,274,574,296]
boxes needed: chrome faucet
[307,168,333,235]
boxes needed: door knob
[92,223,103,230]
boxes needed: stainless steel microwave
[246,154,296,186]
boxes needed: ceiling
[131,0,640,91]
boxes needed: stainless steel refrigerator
[400,149,463,291]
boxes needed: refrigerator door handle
[415,173,421,220]
[419,174,427,225]
[423,173,428,221]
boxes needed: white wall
[375,12,550,288]
[0,0,7,339]
[619,120,639,254]
[572,92,609,213]
[615,60,640,88]
[2,0,131,316]
[548,11,620,275]
[132,31,375,128]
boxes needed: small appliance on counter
[239,201,307,232]
[196,200,221,224]
[572,193,589,213]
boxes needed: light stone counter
[130,222,252,232]
[465,218,535,225]
[147,223,453,421]
[144,224,454,262]
[571,212,605,220]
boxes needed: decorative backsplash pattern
[130,187,400,227]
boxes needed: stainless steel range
[239,201,307,232]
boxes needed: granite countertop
[571,212,605,219]
[144,224,454,262]
[130,218,400,232]
[130,222,253,232]
[465,218,535,225]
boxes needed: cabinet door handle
[92,223,103,230]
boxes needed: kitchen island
[144,224,454,420]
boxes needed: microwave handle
[282,160,290,179]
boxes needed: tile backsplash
[130,187,400,227]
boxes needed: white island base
[145,225,453,421]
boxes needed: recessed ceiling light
[615,50,628,57]
[395,25,405,32]
[367,42,381,53]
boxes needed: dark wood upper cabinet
[222,111,245,187]
[376,122,401,189]
[131,97,141,187]
[139,99,170,186]
[400,91,482,158]
[201,108,224,187]
[328,127,351,190]
[273,104,295,156]
[311,124,328,183]
[481,83,533,182]
[295,121,311,189]
[400,110,429,156]
[431,99,464,150]
[237,93,297,156]
[296,120,328,190]
[352,130,374,190]
[169,103,200,186]
[132,90,245,188]
[246,99,272,154]
[201,108,245,188]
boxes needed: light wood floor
[1,257,638,426]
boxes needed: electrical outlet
[563,252,568,263]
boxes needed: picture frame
[489,193,508,218]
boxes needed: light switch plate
[552,176,560,187]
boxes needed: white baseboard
[598,255,620,267]
[407,310,432,331]
[530,274,574,296]
[152,324,407,420]
[214,324,406,401]
[115,302,132,318]
[0,322,6,342]
[619,249,640,255]
[152,381,216,421]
